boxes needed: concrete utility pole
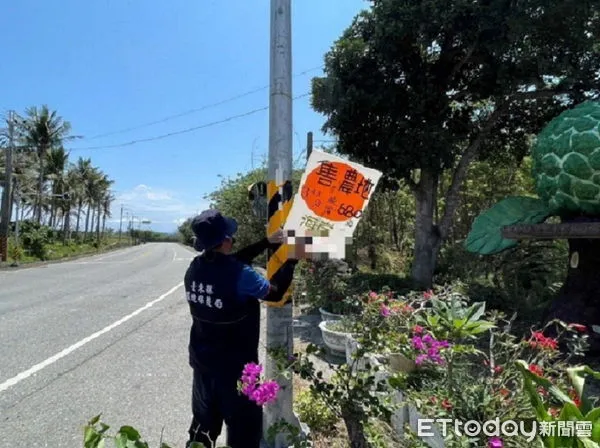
[264,0,296,445]
[118,204,124,241]
[0,111,15,262]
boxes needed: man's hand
[267,229,285,244]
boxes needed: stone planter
[319,320,352,356]
[388,352,417,373]
[319,307,343,322]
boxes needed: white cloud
[108,184,209,232]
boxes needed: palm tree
[72,157,92,239]
[89,172,113,245]
[45,147,69,228]
[61,165,80,244]
[21,106,72,224]
[102,190,115,238]
[83,167,101,241]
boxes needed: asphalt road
[0,242,229,447]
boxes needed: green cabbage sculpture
[465,101,600,351]
[466,101,600,255]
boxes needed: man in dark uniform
[184,209,298,448]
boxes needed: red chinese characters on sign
[301,161,374,222]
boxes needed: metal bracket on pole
[248,181,268,221]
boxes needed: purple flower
[415,354,428,365]
[488,437,503,448]
[242,383,256,395]
[380,304,391,317]
[422,334,434,344]
[412,336,425,351]
[250,380,280,405]
[427,347,440,357]
[243,362,262,376]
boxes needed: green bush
[8,240,23,265]
[437,239,566,321]
[347,272,414,295]
[303,259,357,314]
[19,220,49,260]
[294,389,338,434]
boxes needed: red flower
[569,389,581,408]
[528,331,558,351]
[441,399,452,410]
[537,386,548,397]
[529,364,544,376]
[569,323,587,332]
[423,290,434,300]
[549,407,560,418]
[413,325,424,334]
[494,365,503,374]
[499,388,510,398]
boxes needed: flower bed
[300,284,598,448]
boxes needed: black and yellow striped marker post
[266,179,294,307]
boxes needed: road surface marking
[0,282,184,394]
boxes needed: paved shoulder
[0,243,203,447]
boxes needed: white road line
[172,248,177,262]
[0,282,184,394]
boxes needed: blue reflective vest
[184,252,260,372]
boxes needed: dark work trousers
[187,366,263,448]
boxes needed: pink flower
[240,363,280,406]
[369,291,378,299]
[423,290,434,300]
[488,437,503,448]
[250,381,280,405]
[412,336,425,351]
[413,325,424,334]
[242,363,262,377]
[241,363,262,384]
[415,354,427,365]
[380,304,391,317]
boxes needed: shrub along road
[0,242,231,447]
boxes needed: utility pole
[130,215,135,245]
[118,204,124,242]
[264,0,296,446]
[0,111,15,262]
[14,179,20,250]
[306,131,313,161]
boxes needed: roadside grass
[1,236,138,268]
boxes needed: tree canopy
[311,0,600,286]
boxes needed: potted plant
[350,290,449,373]
[319,317,358,356]
[304,259,358,320]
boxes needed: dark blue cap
[191,209,238,251]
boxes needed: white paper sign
[284,149,382,259]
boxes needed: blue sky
[1,0,366,233]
